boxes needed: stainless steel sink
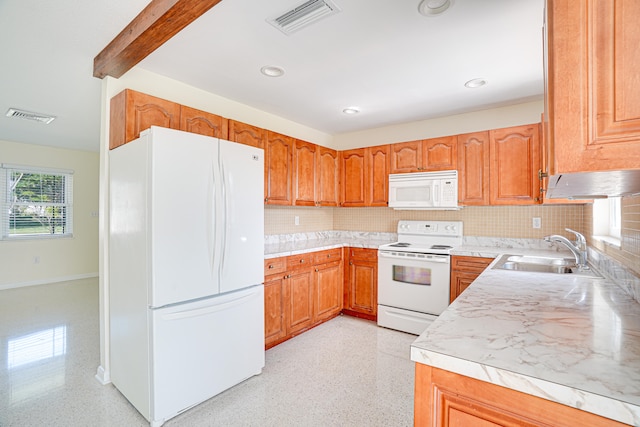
[492,254,601,277]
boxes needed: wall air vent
[268,0,341,35]
[5,108,56,124]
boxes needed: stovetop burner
[378,220,463,255]
[430,245,452,250]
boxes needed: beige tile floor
[0,278,416,426]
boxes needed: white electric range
[377,220,463,335]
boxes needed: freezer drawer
[149,285,265,426]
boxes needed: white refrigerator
[109,126,265,427]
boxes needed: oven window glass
[393,265,431,285]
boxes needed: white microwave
[388,170,459,210]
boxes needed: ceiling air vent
[268,0,341,35]
[5,108,56,124]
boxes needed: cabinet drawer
[286,253,314,270]
[451,256,493,273]
[348,247,378,262]
[313,248,342,265]
[264,257,286,276]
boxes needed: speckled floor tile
[0,278,416,426]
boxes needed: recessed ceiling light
[418,0,453,17]
[260,66,285,77]
[342,107,360,115]
[464,78,488,88]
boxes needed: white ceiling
[0,0,544,153]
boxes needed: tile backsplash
[266,204,584,238]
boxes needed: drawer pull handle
[268,265,274,269]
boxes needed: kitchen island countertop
[411,256,640,426]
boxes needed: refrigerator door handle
[220,159,228,281]
[160,291,257,321]
[207,164,216,279]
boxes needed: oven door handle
[378,251,449,263]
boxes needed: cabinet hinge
[538,169,548,180]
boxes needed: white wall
[0,140,99,289]
[333,99,544,149]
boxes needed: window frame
[592,196,622,248]
[1,164,74,240]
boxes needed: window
[1,165,73,239]
[592,196,622,246]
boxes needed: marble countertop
[264,232,396,259]
[411,257,640,426]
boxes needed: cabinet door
[264,274,287,349]
[415,364,629,427]
[489,124,541,205]
[316,146,339,206]
[340,149,367,207]
[422,136,457,171]
[110,89,181,150]
[286,269,314,335]
[180,106,228,139]
[390,140,422,173]
[228,120,265,149]
[293,140,317,207]
[314,261,342,322]
[345,249,377,320]
[457,131,490,206]
[449,271,478,304]
[265,132,294,205]
[366,145,390,206]
[546,0,640,174]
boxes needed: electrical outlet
[532,217,541,229]
[33,256,40,264]
[294,216,300,226]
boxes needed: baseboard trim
[0,273,98,291]
[95,365,111,385]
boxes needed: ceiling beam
[93,0,223,79]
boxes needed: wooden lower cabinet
[343,248,378,321]
[415,364,630,427]
[264,273,287,347]
[263,249,343,349]
[287,268,315,335]
[314,260,342,322]
[450,256,494,303]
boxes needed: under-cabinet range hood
[546,169,640,199]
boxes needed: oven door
[377,250,450,315]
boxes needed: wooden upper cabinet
[265,131,294,205]
[110,89,181,150]
[340,149,367,207]
[391,137,457,173]
[457,131,490,206]
[366,145,390,207]
[390,140,422,173]
[546,0,640,174]
[316,146,339,206]
[422,136,457,171]
[540,118,585,204]
[228,120,265,149]
[180,105,228,139]
[293,140,317,207]
[489,124,541,205]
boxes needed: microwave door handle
[433,183,439,206]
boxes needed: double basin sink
[492,254,601,277]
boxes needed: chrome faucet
[543,228,589,270]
